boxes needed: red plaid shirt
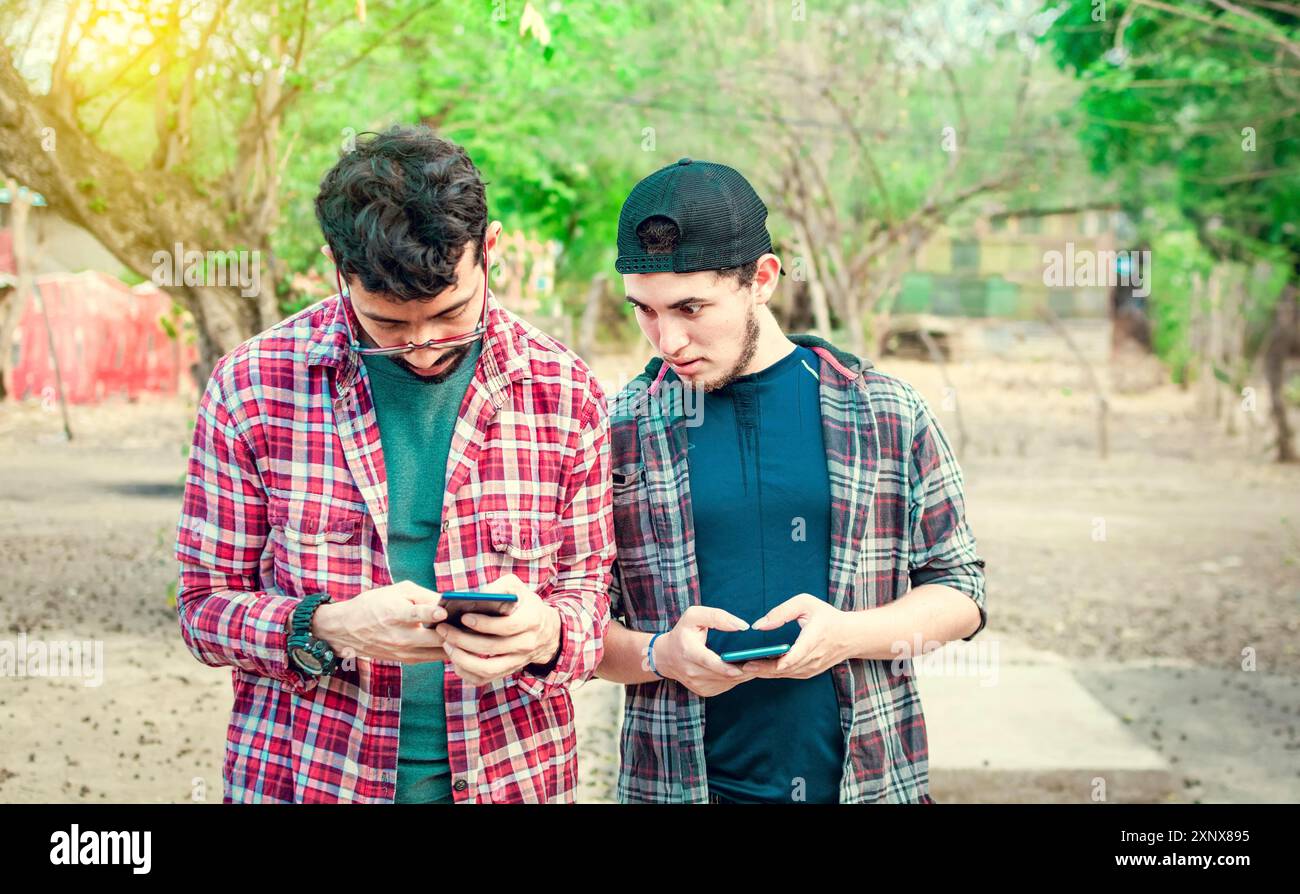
[175,290,614,803]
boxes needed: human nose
[404,338,455,366]
[657,315,690,358]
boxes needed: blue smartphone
[718,643,791,663]
[433,592,517,627]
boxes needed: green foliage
[268,0,659,309]
[1147,222,1288,381]
[1042,0,1299,365]
[0,0,1158,348]
[1148,227,1212,377]
[158,300,187,341]
[118,268,148,287]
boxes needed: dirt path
[1,355,1296,802]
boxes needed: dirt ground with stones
[1,353,1296,803]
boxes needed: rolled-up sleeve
[905,387,987,641]
[175,360,317,694]
[516,388,615,699]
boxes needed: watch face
[292,647,323,674]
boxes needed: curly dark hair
[634,215,758,289]
[314,124,488,302]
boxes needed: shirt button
[453,779,468,792]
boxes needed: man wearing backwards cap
[595,158,987,804]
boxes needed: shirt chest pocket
[610,464,667,629]
[268,499,370,598]
[486,516,560,558]
[450,510,564,594]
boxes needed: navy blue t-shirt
[685,344,844,803]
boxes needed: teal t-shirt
[360,341,482,804]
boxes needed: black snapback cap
[615,157,775,275]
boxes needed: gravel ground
[0,354,1296,802]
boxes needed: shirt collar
[306,288,530,397]
[786,333,872,379]
[635,334,869,395]
[615,335,872,420]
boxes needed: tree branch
[1134,0,1300,59]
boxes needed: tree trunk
[0,285,25,399]
[783,277,815,332]
[576,274,606,361]
[789,218,833,336]
[183,282,256,389]
[1263,280,1298,463]
[0,47,278,396]
[1207,266,1224,420]
[1044,307,1109,460]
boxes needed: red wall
[5,272,199,404]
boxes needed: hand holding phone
[645,605,756,698]
[433,573,562,688]
[718,643,791,664]
[424,591,517,628]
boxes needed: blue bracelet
[646,631,667,679]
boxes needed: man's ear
[322,244,348,294]
[752,253,782,305]
[484,220,504,261]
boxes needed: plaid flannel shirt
[607,334,986,803]
[175,289,614,803]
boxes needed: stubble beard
[393,343,474,384]
[698,305,760,393]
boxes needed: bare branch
[13,4,42,71]
[820,85,896,224]
[1133,0,1300,59]
[50,0,85,116]
[266,2,436,122]
[88,73,152,137]
[150,0,182,170]
[1237,0,1300,14]
[77,32,165,107]
[168,0,230,170]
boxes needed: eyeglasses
[335,254,489,357]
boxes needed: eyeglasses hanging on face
[335,251,490,357]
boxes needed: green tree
[643,0,1084,355]
[0,0,651,384]
[1042,0,1300,460]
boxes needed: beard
[392,343,474,384]
[698,305,760,393]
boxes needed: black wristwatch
[286,593,338,678]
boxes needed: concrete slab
[1072,663,1300,803]
[915,634,1169,772]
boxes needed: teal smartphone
[718,643,791,663]
[439,591,517,618]
[424,591,517,628]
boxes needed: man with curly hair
[175,125,614,803]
